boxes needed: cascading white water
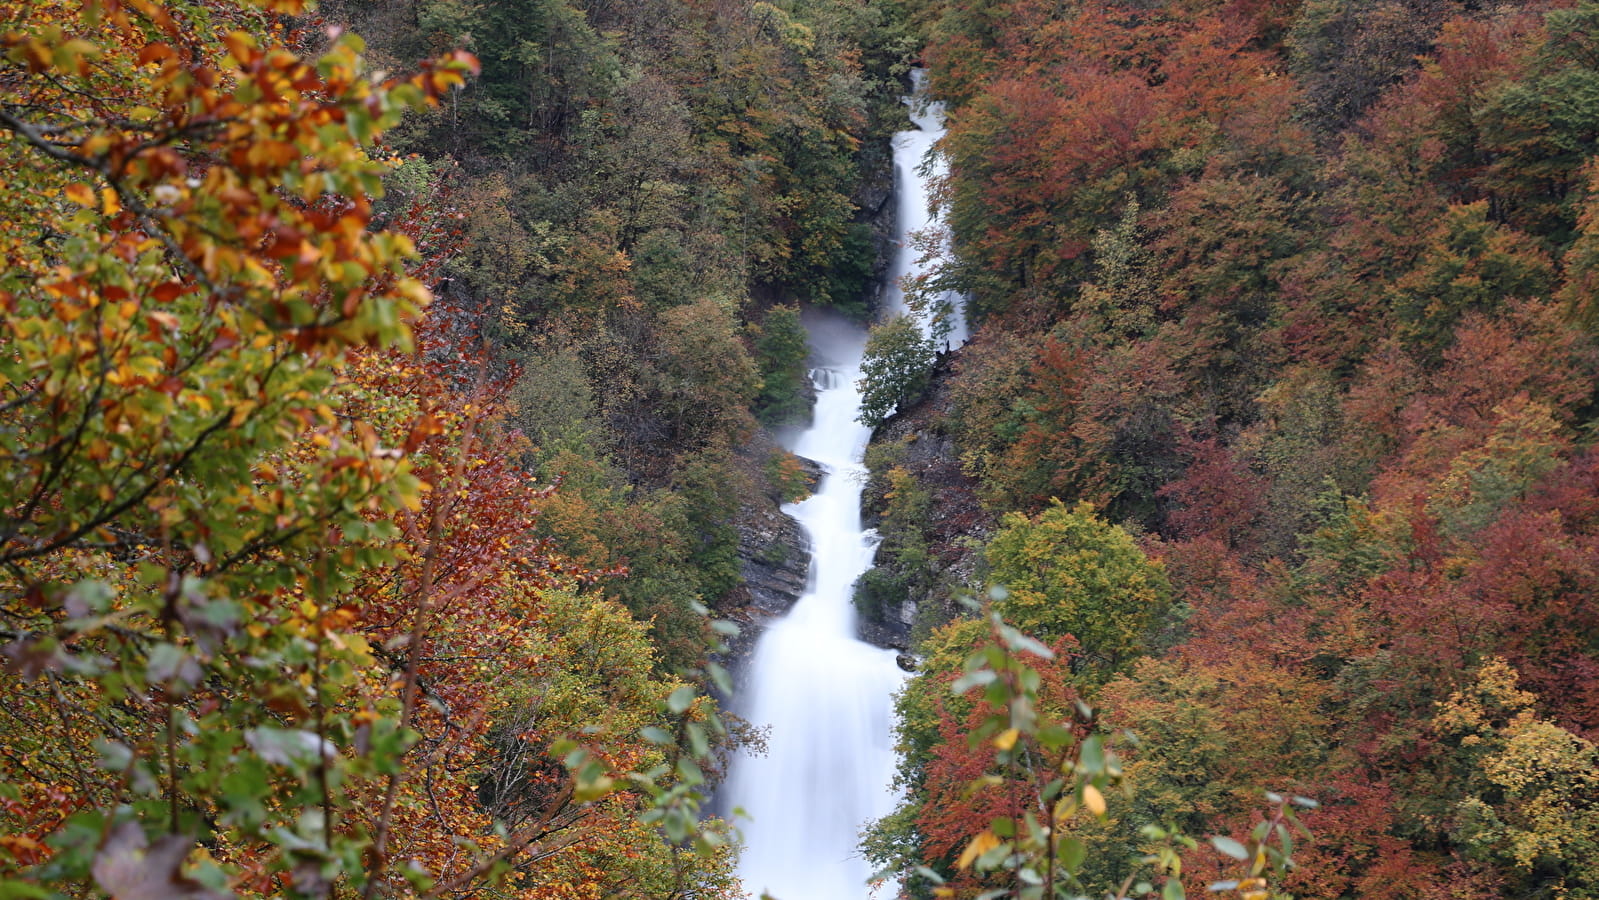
[883,69,969,349]
[723,70,963,900]
[722,332,907,900]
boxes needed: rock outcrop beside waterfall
[854,145,898,315]
[857,353,993,651]
[736,502,811,616]
[729,425,820,626]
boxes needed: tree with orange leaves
[0,0,618,894]
[0,1,742,892]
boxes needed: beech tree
[858,315,937,428]
[1432,659,1599,897]
[0,0,485,892]
[984,501,1171,674]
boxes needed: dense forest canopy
[2,0,1598,898]
[863,0,1599,898]
[0,0,914,894]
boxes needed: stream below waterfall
[722,70,965,900]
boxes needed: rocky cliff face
[857,151,897,315]
[856,353,993,652]
[721,444,815,676]
[736,503,811,617]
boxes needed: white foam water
[722,69,964,900]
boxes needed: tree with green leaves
[752,304,812,425]
[869,607,1316,900]
[1433,659,1599,898]
[985,501,1172,674]
[0,0,480,892]
[858,314,937,428]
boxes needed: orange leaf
[137,41,176,66]
[64,183,96,207]
[403,414,443,453]
[221,30,256,65]
[957,829,1001,871]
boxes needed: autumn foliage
[875,0,1599,897]
[0,1,740,897]
[7,0,1599,896]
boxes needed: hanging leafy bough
[880,598,1315,900]
[0,0,559,894]
[0,2,744,893]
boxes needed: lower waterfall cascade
[722,71,966,900]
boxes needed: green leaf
[145,644,199,692]
[998,624,1054,659]
[1211,836,1249,860]
[951,668,997,694]
[913,866,945,885]
[976,840,1012,870]
[245,727,329,768]
[686,723,709,759]
[1078,734,1105,773]
[219,762,269,829]
[1037,724,1074,750]
[706,661,734,696]
[675,756,704,785]
[1163,878,1186,900]
[93,739,132,772]
[1057,836,1087,874]
[667,685,696,714]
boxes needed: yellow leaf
[993,728,1020,751]
[957,829,1001,871]
[64,183,96,207]
[1083,784,1107,817]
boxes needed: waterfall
[723,69,961,900]
[883,68,969,349]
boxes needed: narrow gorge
[723,72,966,900]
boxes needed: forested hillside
[0,0,915,895]
[3,0,1598,898]
[863,1,1599,898]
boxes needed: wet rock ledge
[736,504,810,617]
